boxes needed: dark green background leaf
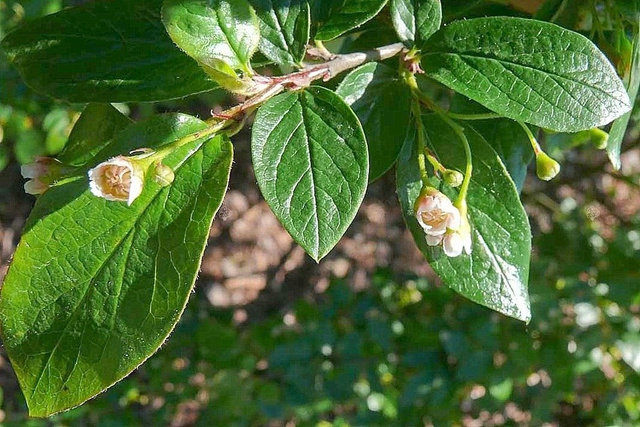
[1,0,217,102]
[57,104,133,167]
[390,0,441,47]
[397,114,532,322]
[252,0,310,67]
[313,0,388,41]
[252,86,368,261]
[336,62,412,181]
[422,17,631,132]
[162,0,260,74]
[0,114,233,416]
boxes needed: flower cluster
[415,187,472,258]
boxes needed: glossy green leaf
[313,0,388,41]
[252,0,310,67]
[336,62,412,181]
[397,114,532,322]
[608,24,640,170]
[57,104,133,167]
[1,0,217,102]
[162,0,260,75]
[422,17,631,132]
[252,86,368,261]
[390,0,441,47]
[0,114,233,417]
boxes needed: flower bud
[21,156,74,196]
[536,152,561,181]
[590,128,609,150]
[24,179,49,195]
[154,163,175,187]
[443,169,464,188]
[88,155,147,205]
[414,187,461,238]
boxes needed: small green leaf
[336,62,412,181]
[1,0,217,102]
[390,0,441,47]
[0,114,233,417]
[252,0,310,67]
[162,0,260,75]
[397,114,532,322]
[57,104,133,167]
[608,24,640,170]
[422,17,631,132]
[313,0,388,41]
[252,86,368,261]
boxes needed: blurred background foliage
[0,0,639,426]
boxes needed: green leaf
[390,0,441,47]
[336,62,412,181]
[470,119,533,193]
[397,114,531,322]
[252,0,310,67]
[422,17,632,132]
[57,104,133,167]
[252,86,368,261]
[608,24,640,170]
[162,0,260,75]
[0,114,233,417]
[1,0,217,102]
[450,94,534,192]
[313,0,388,41]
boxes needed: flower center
[421,209,449,230]
[102,165,131,199]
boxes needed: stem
[439,113,473,205]
[130,43,407,165]
[517,120,543,155]
[411,98,430,187]
[447,112,502,121]
[408,85,473,204]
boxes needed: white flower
[415,188,473,258]
[442,229,472,258]
[88,156,145,205]
[415,188,461,237]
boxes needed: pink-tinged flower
[24,179,49,195]
[415,188,461,237]
[21,157,74,195]
[442,229,472,258]
[88,156,145,205]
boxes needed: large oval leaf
[0,113,233,416]
[163,0,260,74]
[397,114,532,322]
[336,62,412,181]
[252,86,368,261]
[1,0,217,102]
[312,0,388,41]
[422,17,631,132]
[252,0,310,67]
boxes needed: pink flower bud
[21,157,74,196]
